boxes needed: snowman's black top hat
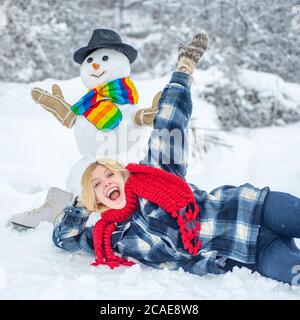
[73,29,138,64]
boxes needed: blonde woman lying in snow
[53,32,300,286]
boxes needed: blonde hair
[79,159,129,213]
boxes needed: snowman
[10,29,160,229]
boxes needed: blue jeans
[225,191,300,285]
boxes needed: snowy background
[1,0,300,299]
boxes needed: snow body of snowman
[66,48,151,197]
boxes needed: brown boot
[31,84,76,128]
[134,91,162,126]
[178,32,209,74]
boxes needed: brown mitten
[31,84,76,128]
[134,91,162,126]
[178,32,208,74]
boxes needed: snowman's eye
[87,57,93,63]
[102,56,109,61]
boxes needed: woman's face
[91,165,127,210]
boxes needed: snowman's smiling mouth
[91,71,105,78]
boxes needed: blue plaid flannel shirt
[53,72,269,276]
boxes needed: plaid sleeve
[52,205,94,255]
[141,82,192,179]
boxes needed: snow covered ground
[1,70,300,299]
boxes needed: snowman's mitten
[134,91,162,126]
[31,84,76,128]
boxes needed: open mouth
[105,186,121,201]
[91,71,105,78]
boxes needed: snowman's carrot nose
[92,63,100,70]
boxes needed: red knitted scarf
[92,163,202,269]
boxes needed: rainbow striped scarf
[71,77,138,132]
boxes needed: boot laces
[28,202,51,215]
[27,190,54,215]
